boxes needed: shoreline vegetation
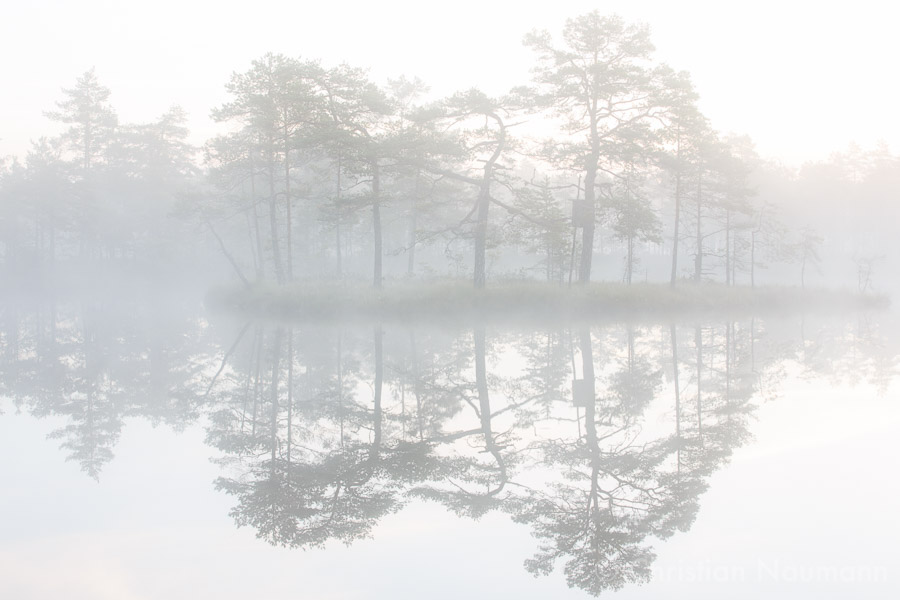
[206,280,890,324]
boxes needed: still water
[1,291,898,599]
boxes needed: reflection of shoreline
[207,281,891,325]
[651,560,889,583]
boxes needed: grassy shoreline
[205,280,890,324]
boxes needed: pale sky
[2,0,898,166]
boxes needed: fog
[1,5,898,599]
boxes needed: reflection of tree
[603,325,662,420]
[508,329,669,594]
[411,326,515,519]
[212,326,452,547]
[5,299,895,595]
[795,313,900,394]
[0,297,208,478]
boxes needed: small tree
[45,68,117,173]
[795,226,823,288]
[604,182,662,284]
[506,179,570,282]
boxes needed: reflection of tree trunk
[287,329,293,466]
[578,327,600,515]
[410,331,423,441]
[49,299,57,361]
[337,331,344,447]
[204,323,251,399]
[373,326,383,454]
[671,324,681,473]
[725,322,732,405]
[474,327,491,442]
[578,328,596,443]
[240,327,260,433]
[475,326,506,492]
[695,325,703,444]
[270,329,283,465]
[267,329,283,545]
[750,317,756,373]
[4,305,19,360]
[627,325,635,372]
[252,328,264,437]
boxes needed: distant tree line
[1,11,897,290]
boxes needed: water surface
[1,291,897,599]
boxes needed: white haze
[2,0,899,166]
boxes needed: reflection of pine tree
[508,328,667,594]
[506,324,762,595]
[506,329,570,424]
[410,327,518,519]
[2,297,208,478]
[212,326,454,547]
[795,314,900,394]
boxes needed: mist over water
[1,5,899,599]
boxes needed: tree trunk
[670,131,682,286]
[268,144,285,284]
[801,256,806,289]
[578,151,599,284]
[84,122,92,172]
[249,148,264,280]
[750,230,756,288]
[335,154,343,278]
[408,171,420,277]
[725,210,731,285]
[283,118,293,281]
[626,236,634,284]
[372,161,382,289]
[694,169,703,281]
[473,178,491,289]
[245,213,259,277]
[546,236,552,282]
